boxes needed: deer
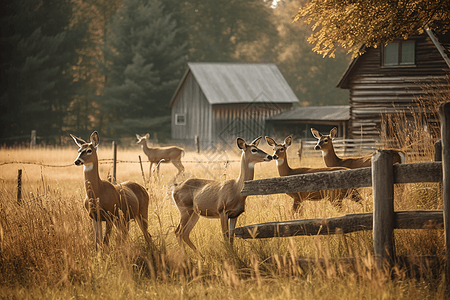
[136,133,185,178]
[265,135,360,212]
[71,131,152,250]
[311,127,405,169]
[171,136,272,255]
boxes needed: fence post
[435,140,442,162]
[17,169,22,204]
[372,150,395,269]
[297,139,303,162]
[195,135,200,154]
[30,130,36,148]
[439,102,450,288]
[112,141,117,184]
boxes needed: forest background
[0,0,351,145]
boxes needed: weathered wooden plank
[439,102,450,287]
[393,162,442,183]
[232,211,443,240]
[372,150,395,268]
[242,162,442,196]
[241,168,372,196]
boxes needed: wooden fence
[299,138,379,158]
[234,102,450,283]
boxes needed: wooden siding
[171,73,292,146]
[212,103,291,144]
[345,34,450,138]
[171,73,212,145]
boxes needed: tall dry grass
[0,118,447,299]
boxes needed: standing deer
[71,131,152,249]
[136,133,185,177]
[171,136,272,255]
[311,127,405,169]
[265,135,359,211]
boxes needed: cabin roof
[267,105,350,121]
[169,62,299,108]
[336,30,450,89]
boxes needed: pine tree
[0,0,87,144]
[100,0,187,139]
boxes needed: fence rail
[241,162,441,196]
[233,210,443,239]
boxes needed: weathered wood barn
[265,105,350,139]
[337,29,450,138]
[169,63,299,147]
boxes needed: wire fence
[0,159,241,168]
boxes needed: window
[383,41,415,66]
[175,114,186,125]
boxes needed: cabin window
[383,41,415,66]
[175,114,186,125]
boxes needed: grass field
[0,138,446,299]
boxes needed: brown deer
[171,136,272,255]
[311,127,405,169]
[265,135,360,211]
[136,133,185,177]
[71,131,152,249]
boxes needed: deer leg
[289,193,303,212]
[93,219,103,250]
[229,217,238,245]
[172,160,185,175]
[220,213,230,241]
[103,220,113,246]
[176,212,200,255]
[136,215,152,245]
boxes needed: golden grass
[0,134,447,299]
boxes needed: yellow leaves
[291,0,450,58]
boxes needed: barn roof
[337,30,450,89]
[169,62,299,107]
[267,105,350,121]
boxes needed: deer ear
[136,134,141,140]
[70,134,86,147]
[330,127,337,138]
[237,138,247,150]
[311,128,321,139]
[284,135,293,147]
[251,136,262,146]
[90,131,99,148]
[145,133,150,139]
[265,136,276,147]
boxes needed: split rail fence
[234,102,450,284]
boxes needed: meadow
[0,136,446,299]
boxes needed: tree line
[1,0,354,145]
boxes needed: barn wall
[212,103,292,144]
[171,73,212,145]
[266,120,348,140]
[347,34,450,138]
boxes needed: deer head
[265,135,293,163]
[311,127,337,152]
[71,131,99,169]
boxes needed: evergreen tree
[0,0,87,144]
[179,0,278,62]
[68,0,122,138]
[99,0,187,139]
